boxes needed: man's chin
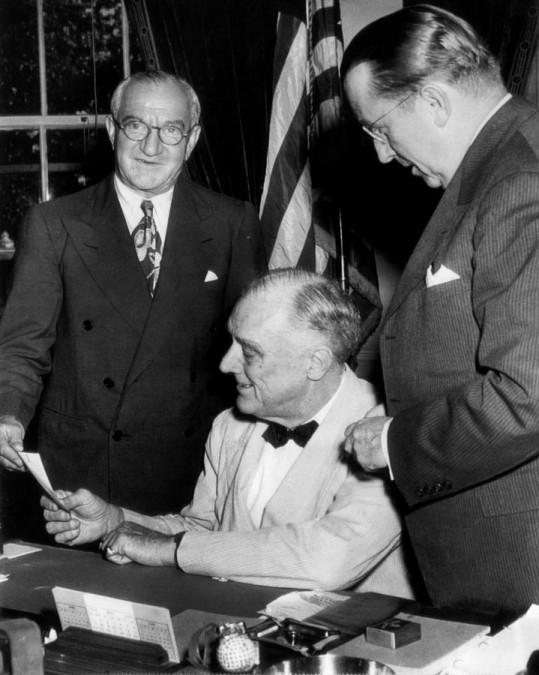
[411,167,442,189]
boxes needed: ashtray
[263,654,396,674]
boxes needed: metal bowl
[263,655,396,675]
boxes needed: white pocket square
[204,270,218,282]
[426,264,460,288]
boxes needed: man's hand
[344,415,392,472]
[41,489,123,546]
[0,415,25,471]
[101,522,176,567]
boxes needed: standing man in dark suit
[341,5,539,616]
[0,70,265,515]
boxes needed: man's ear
[420,83,451,127]
[105,116,116,148]
[306,347,333,381]
[185,124,201,161]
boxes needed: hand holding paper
[42,488,123,547]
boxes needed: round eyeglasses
[113,118,197,146]
[362,92,416,145]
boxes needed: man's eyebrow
[121,115,186,128]
[236,336,263,355]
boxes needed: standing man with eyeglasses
[341,6,539,617]
[0,70,265,516]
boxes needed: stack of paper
[443,604,539,675]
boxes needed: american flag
[259,0,313,270]
[259,0,382,344]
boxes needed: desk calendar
[52,586,180,662]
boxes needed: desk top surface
[0,541,289,621]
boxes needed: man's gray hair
[341,4,502,101]
[241,268,363,364]
[110,70,201,127]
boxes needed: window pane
[0,0,40,114]
[47,127,114,201]
[44,0,125,115]
[0,130,40,238]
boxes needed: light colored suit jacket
[128,367,415,595]
[380,97,539,614]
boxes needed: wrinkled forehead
[230,288,293,333]
[118,80,192,125]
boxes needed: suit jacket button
[442,480,452,489]
[434,482,444,492]
[82,320,93,331]
[190,372,197,383]
[103,377,115,389]
[112,430,124,441]
[415,487,425,497]
[184,426,194,438]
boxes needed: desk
[0,541,288,621]
[0,541,505,675]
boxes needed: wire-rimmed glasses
[362,92,416,144]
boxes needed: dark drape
[126,0,277,207]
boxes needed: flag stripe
[261,99,310,258]
[311,4,338,43]
[268,164,312,268]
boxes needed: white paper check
[19,451,65,508]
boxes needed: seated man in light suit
[41,269,414,595]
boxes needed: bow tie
[262,420,319,449]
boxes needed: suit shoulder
[493,102,539,172]
[30,179,106,219]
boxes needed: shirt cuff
[381,419,394,480]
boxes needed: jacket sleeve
[0,205,64,427]
[174,471,403,590]
[388,171,539,506]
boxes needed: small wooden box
[365,618,421,649]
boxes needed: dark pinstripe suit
[381,97,539,615]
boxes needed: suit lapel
[383,174,465,320]
[262,368,360,523]
[63,176,152,333]
[383,97,532,323]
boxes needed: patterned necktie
[132,200,162,296]
[262,420,319,449]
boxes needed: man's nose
[219,343,241,374]
[140,128,163,156]
[374,140,396,164]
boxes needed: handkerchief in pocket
[205,270,218,282]
[426,264,460,288]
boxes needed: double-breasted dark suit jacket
[380,97,539,615]
[0,174,265,514]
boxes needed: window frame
[0,0,131,203]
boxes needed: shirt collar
[310,368,347,426]
[113,174,174,236]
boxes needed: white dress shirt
[247,373,345,526]
[114,175,173,250]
